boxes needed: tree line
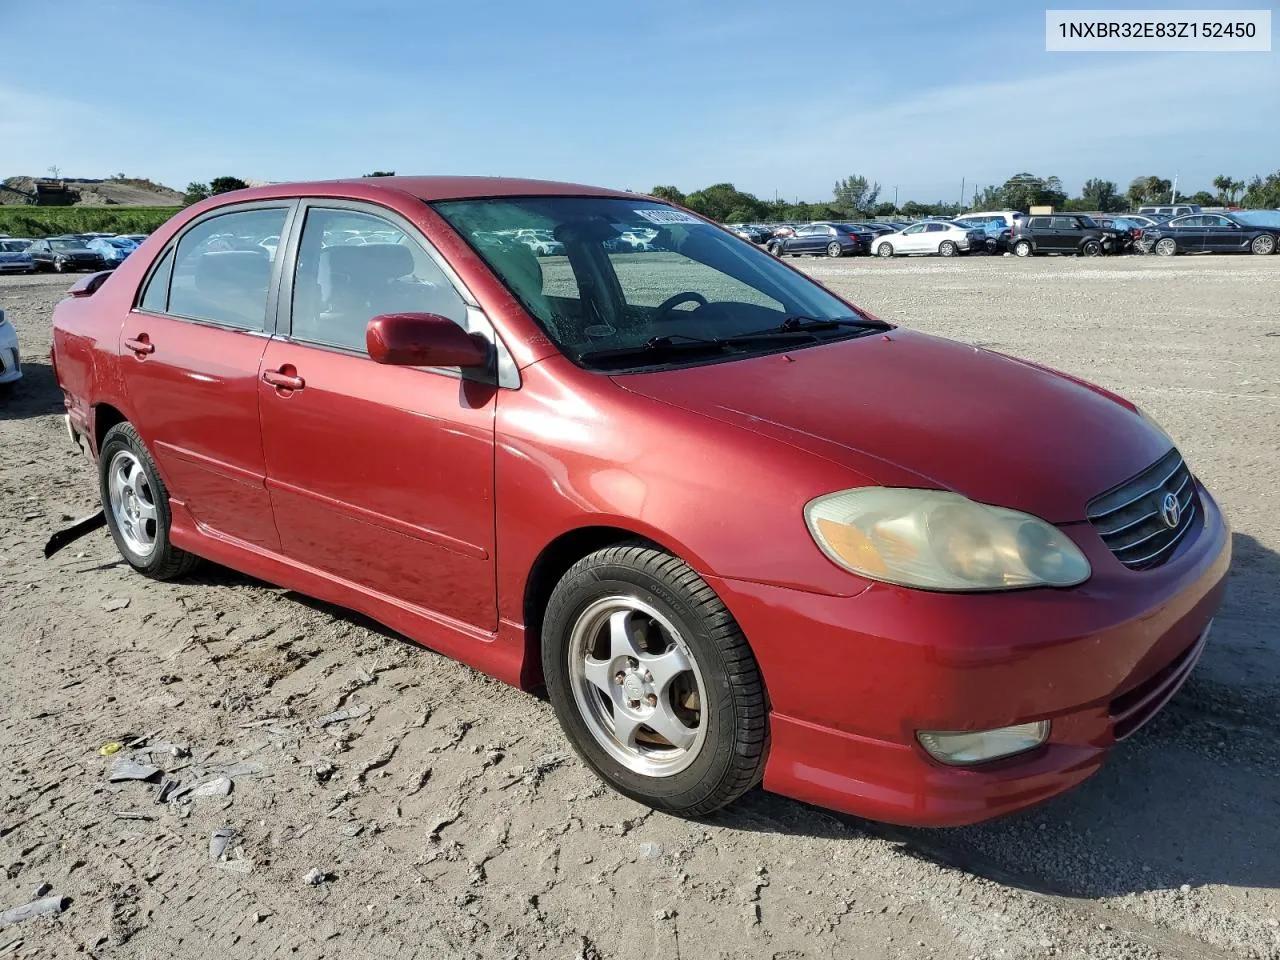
[651,170,1280,222]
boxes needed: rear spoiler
[68,271,113,298]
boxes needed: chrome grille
[1087,448,1198,570]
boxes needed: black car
[1140,211,1280,256]
[1010,214,1120,257]
[767,222,872,258]
[28,236,108,272]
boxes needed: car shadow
[0,359,64,421]
[708,531,1280,899]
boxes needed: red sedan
[51,177,1229,826]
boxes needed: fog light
[916,721,1050,765]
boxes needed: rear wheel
[1251,234,1277,255]
[1082,240,1102,257]
[1155,237,1177,257]
[938,240,957,257]
[826,241,843,258]
[1014,240,1033,257]
[542,543,768,816]
[877,243,894,258]
[99,422,201,580]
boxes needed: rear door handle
[124,335,154,356]
[263,368,305,391]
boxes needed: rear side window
[167,207,288,330]
[139,248,175,313]
[289,207,467,353]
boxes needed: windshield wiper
[777,314,890,332]
[578,334,736,364]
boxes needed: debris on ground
[314,703,371,728]
[0,896,67,928]
[106,756,161,782]
[302,868,327,886]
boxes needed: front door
[119,203,291,550]
[257,203,498,631]
[1200,215,1241,252]
[898,223,929,252]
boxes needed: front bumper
[0,262,33,273]
[710,483,1230,826]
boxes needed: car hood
[611,329,1170,523]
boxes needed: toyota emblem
[1160,492,1180,529]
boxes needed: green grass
[0,206,182,238]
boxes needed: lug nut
[645,694,658,707]
[628,698,641,709]
[614,671,626,684]
[643,670,653,682]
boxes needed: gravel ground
[1,255,1278,960]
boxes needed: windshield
[1235,211,1280,228]
[50,239,89,250]
[433,196,872,370]
[0,240,29,252]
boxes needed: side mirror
[366,313,489,368]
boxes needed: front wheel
[53,259,66,273]
[767,243,782,257]
[99,422,201,580]
[1082,240,1102,257]
[1014,240,1033,257]
[826,241,843,258]
[877,243,894,258]
[938,240,957,257]
[1252,234,1277,255]
[1155,238,1177,257]
[542,543,768,816]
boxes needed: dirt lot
[2,256,1278,960]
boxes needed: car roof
[208,176,633,205]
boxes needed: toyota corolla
[50,177,1229,825]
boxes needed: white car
[0,306,21,389]
[871,221,979,258]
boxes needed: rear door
[1168,215,1208,252]
[257,201,499,631]
[1026,216,1054,250]
[120,202,293,550]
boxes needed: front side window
[289,207,467,353]
[433,197,872,371]
[903,224,927,234]
[168,207,288,330]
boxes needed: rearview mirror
[366,313,489,368]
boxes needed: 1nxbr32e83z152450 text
[1046,9,1271,50]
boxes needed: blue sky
[1,0,1276,202]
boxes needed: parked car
[27,236,108,272]
[1093,217,1146,252]
[1138,204,1200,218]
[768,222,871,257]
[0,239,35,274]
[51,176,1228,827]
[954,211,1026,232]
[87,237,138,268]
[730,224,770,244]
[1140,211,1280,256]
[0,305,20,389]
[871,220,983,257]
[766,224,797,239]
[119,234,151,245]
[1010,215,1121,257]
[849,222,896,236]
[950,215,1014,253]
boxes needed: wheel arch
[92,402,129,458]
[520,523,704,689]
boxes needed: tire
[1155,238,1177,257]
[53,259,65,273]
[877,242,894,258]
[1251,234,1277,255]
[984,238,997,254]
[99,422,201,580]
[767,243,782,257]
[1014,240,1033,257]
[938,240,957,257]
[826,241,843,258]
[542,542,768,817]
[1082,240,1102,257]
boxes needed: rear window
[167,207,288,330]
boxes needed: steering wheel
[653,291,708,321]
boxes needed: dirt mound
[0,175,183,206]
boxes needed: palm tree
[1212,175,1233,204]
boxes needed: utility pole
[1170,171,1179,203]
[960,177,965,210]
[894,185,898,208]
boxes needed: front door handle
[263,367,305,391]
[124,335,154,356]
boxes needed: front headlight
[804,488,1091,591]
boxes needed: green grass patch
[0,206,182,238]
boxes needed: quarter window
[289,207,467,353]
[139,248,175,313]
[168,207,287,330]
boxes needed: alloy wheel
[567,596,708,778]
[107,449,158,558]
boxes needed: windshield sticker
[634,208,703,225]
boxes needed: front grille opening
[1087,448,1199,570]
